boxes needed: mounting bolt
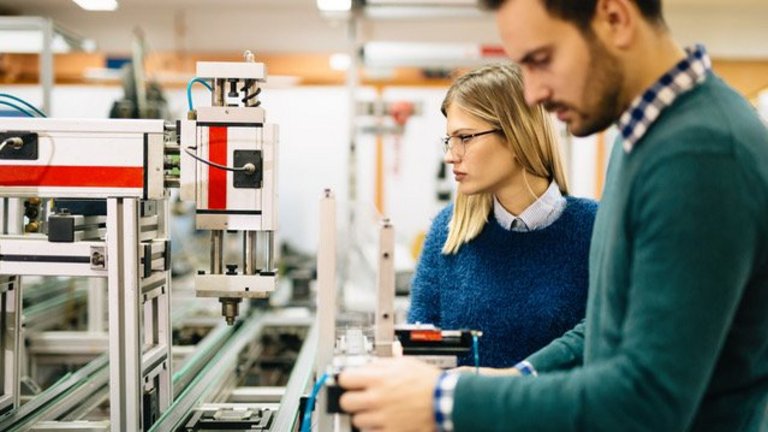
[90,246,107,270]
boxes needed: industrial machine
[0,53,474,431]
[178,53,279,326]
[0,52,278,431]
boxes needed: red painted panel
[208,127,228,209]
[0,166,143,187]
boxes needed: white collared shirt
[493,181,566,232]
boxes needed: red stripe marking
[0,166,143,188]
[208,127,228,209]
[480,45,506,57]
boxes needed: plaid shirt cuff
[514,360,538,376]
[434,371,460,432]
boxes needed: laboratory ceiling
[0,0,766,58]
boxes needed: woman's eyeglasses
[440,129,500,157]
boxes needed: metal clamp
[90,246,107,270]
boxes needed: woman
[408,63,597,368]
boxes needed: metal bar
[107,198,143,431]
[141,345,167,378]
[272,322,318,432]
[40,18,53,115]
[212,79,226,107]
[0,275,21,417]
[157,247,172,412]
[0,238,107,277]
[375,219,395,357]
[27,332,108,355]
[266,231,275,271]
[30,420,110,431]
[210,230,223,274]
[1,199,24,235]
[1,198,7,235]
[314,189,336,432]
[243,231,256,275]
[59,387,109,422]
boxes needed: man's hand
[339,357,441,432]
[452,366,522,376]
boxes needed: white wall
[353,87,449,251]
[666,4,768,58]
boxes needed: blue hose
[0,93,46,117]
[186,77,213,111]
[301,372,329,432]
[0,100,35,117]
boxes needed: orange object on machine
[409,330,443,342]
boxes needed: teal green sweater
[453,73,768,431]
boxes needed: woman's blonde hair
[441,63,569,254]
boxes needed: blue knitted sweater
[408,197,597,368]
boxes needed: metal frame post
[0,276,21,417]
[107,198,142,431]
[39,18,53,115]
[374,219,395,357]
[314,189,337,432]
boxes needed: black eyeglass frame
[441,129,501,156]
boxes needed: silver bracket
[90,245,107,270]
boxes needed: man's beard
[545,37,624,137]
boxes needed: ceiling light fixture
[316,0,352,12]
[72,0,119,11]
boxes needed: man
[338,0,768,431]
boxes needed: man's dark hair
[480,0,664,29]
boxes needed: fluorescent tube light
[72,0,119,11]
[317,0,351,12]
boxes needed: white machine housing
[0,118,165,200]
[179,60,280,305]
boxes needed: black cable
[184,147,252,172]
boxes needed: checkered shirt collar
[617,44,712,153]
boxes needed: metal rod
[1,198,8,234]
[266,231,275,271]
[375,218,395,357]
[41,18,53,115]
[210,230,223,274]
[243,231,257,275]
[212,78,226,107]
[314,189,336,432]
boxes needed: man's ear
[592,0,636,49]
